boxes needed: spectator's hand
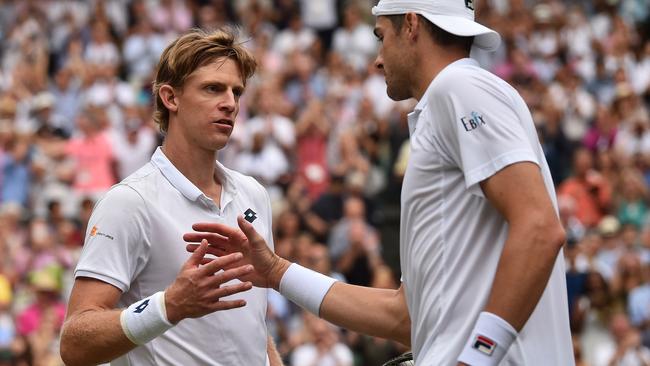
[164,239,254,324]
[184,216,291,290]
[363,230,381,255]
[585,170,603,188]
[348,220,366,252]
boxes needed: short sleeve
[431,68,539,196]
[74,184,151,292]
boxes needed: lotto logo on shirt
[460,112,487,132]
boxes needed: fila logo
[465,0,475,10]
[244,208,257,223]
[473,334,497,356]
[460,111,486,132]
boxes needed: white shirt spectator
[109,125,157,180]
[84,42,119,66]
[299,0,337,31]
[291,343,354,366]
[122,20,167,81]
[332,7,377,72]
[273,25,316,56]
[234,132,289,191]
[363,72,397,120]
[245,114,295,151]
[614,121,650,158]
[148,0,193,35]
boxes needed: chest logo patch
[244,208,257,223]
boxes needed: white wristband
[457,312,517,365]
[279,263,337,316]
[120,291,173,345]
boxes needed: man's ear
[404,12,420,41]
[159,85,178,112]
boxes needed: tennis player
[60,29,282,365]
[185,1,574,365]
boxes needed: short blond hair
[152,28,257,133]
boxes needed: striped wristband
[120,291,174,345]
[457,312,517,365]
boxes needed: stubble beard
[385,65,412,101]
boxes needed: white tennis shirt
[401,58,574,365]
[75,147,273,365]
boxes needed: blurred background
[0,0,648,365]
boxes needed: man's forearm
[267,259,410,346]
[484,224,565,331]
[60,309,136,366]
[319,282,411,346]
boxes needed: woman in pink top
[64,108,116,195]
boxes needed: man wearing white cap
[185,1,574,365]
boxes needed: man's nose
[219,89,236,112]
[374,55,384,71]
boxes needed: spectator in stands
[559,147,613,228]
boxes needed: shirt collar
[150,147,237,204]
[407,58,479,135]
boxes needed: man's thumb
[237,215,261,246]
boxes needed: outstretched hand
[184,216,290,290]
[164,239,254,324]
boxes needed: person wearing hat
[185,1,573,365]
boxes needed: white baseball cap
[372,0,501,51]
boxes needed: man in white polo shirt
[60,29,282,365]
[185,1,574,365]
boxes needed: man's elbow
[59,338,76,366]
[531,219,566,256]
[60,325,86,366]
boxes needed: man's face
[373,16,412,101]
[170,58,244,151]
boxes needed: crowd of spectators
[0,0,648,365]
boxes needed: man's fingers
[192,222,241,238]
[210,299,247,311]
[187,244,230,257]
[183,232,229,246]
[207,281,253,302]
[199,252,243,275]
[184,239,209,268]
[207,265,254,287]
[199,258,215,266]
